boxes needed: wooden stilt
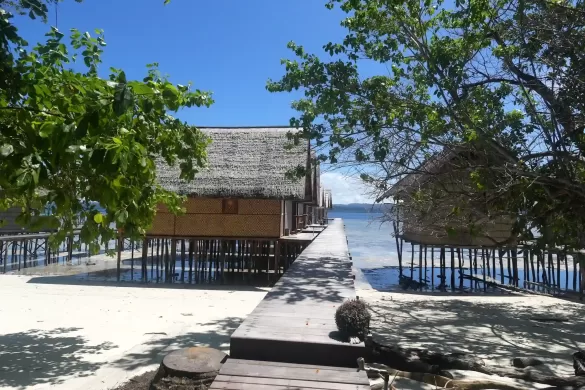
[450,247,455,290]
[143,238,149,281]
[17,241,21,271]
[131,241,135,281]
[431,247,434,289]
[155,239,160,282]
[457,248,462,289]
[393,222,402,275]
[181,240,186,282]
[482,249,487,292]
[410,243,414,279]
[117,233,123,282]
[418,246,423,285]
[170,239,177,283]
[557,251,561,291]
[189,239,194,284]
[510,248,520,287]
[423,246,427,282]
[275,240,281,275]
[529,249,536,287]
[573,254,578,291]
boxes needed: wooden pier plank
[210,359,369,390]
[230,219,364,367]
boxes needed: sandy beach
[356,267,585,389]
[0,274,268,390]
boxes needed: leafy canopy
[268,0,585,249]
[0,0,212,253]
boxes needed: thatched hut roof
[156,127,310,200]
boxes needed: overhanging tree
[268,0,585,250]
[0,0,212,253]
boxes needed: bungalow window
[222,199,238,214]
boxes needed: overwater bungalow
[151,126,329,238]
[142,126,332,280]
[382,147,516,248]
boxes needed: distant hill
[331,203,391,213]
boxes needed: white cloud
[320,172,376,205]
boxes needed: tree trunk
[366,338,585,388]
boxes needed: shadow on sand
[366,292,585,376]
[113,317,243,371]
[25,273,270,292]
[0,327,117,389]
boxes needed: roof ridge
[197,126,298,129]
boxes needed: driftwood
[366,337,585,389]
[359,359,527,390]
[366,337,489,375]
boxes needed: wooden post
[557,251,561,291]
[418,246,423,285]
[492,248,496,281]
[189,239,194,284]
[393,222,402,275]
[499,249,505,284]
[529,249,536,286]
[511,248,518,287]
[578,253,584,300]
[473,249,478,289]
[156,239,160,282]
[117,231,123,282]
[410,243,414,279]
[23,239,28,268]
[247,241,252,276]
[522,248,530,288]
[275,240,281,275]
[482,249,487,292]
[431,247,434,290]
[130,241,135,281]
[457,248,462,289]
[450,248,455,291]
[485,248,492,278]
[180,239,186,282]
[170,239,176,282]
[573,253,578,292]
[423,246,427,282]
[141,238,148,282]
[564,251,569,292]
[17,241,21,271]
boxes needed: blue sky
[15,0,376,203]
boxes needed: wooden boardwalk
[210,359,370,389]
[230,219,366,367]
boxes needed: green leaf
[118,71,127,84]
[129,82,153,95]
[0,144,14,156]
[112,85,134,116]
[113,137,122,145]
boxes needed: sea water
[330,211,580,294]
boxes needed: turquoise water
[329,211,398,269]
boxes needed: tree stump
[151,347,227,389]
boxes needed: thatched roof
[156,127,309,200]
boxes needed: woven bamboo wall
[403,216,515,246]
[148,198,282,238]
